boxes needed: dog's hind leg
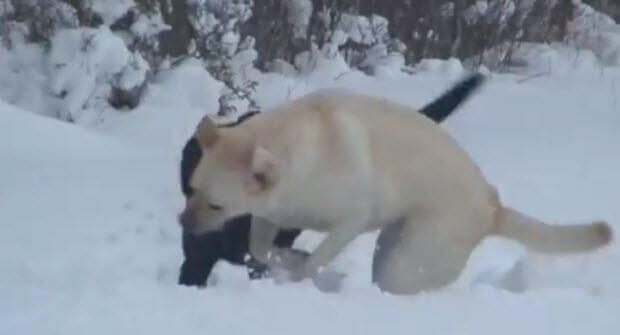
[372,215,483,295]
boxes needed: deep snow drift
[2,55,620,334]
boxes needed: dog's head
[179,114,279,235]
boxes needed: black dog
[178,74,486,287]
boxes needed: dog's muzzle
[178,209,197,231]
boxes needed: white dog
[180,75,612,295]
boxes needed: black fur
[178,111,302,287]
[180,137,201,198]
[419,72,486,123]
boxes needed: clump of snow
[85,0,136,25]
[463,0,490,25]
[228,46,258,78]
[96,57,223,153]
[187,0,219,36]
[118,52,149,91]
[286,0,313,39]
[47,27,149,123]
[326,12,404,74]
[0,38,61,118]
[8,0,79,41]
[130,10,171,40]
[294,43,350,82]
[414,58,465,78]
[0,0,14,18]
[372,51,406,78]
[337,13,374,45]
[508,42,601,75]
[567,1,620,66]
[220,30,240,56]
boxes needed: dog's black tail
[419,72,486,123]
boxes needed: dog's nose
[178,209,196,229]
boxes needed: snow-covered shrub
[247,1,406,75]
[566,1,620,66]
[245,0,301,71]
[84,0,136,26]
[11,0,79,41]
[332,13,404,74]
[287,0,313,40]
[47,27,149,123]
[582,0,620,22]
[110,2,172,68]
[188,0,259,117]
[0,1,26,49]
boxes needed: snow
[130,11,171,40]
[414,58,466,78]
[3,55,620,333]
[221,30,240,56]
[93,57,223,155]
[85,0,135,25]
[4,6,620,332]
[0,40,60,119]
[286,0,313,39]
[568,1,620,66]
[0,0,14,18]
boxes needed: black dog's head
[179,111,261,226]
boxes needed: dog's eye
[209,203,223,211]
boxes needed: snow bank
[3,67,620,334]
[95,57,223,153]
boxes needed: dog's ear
[243,146,279,194]
[195,115,219,148]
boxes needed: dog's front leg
[249,216,279,264]
[293,222,363,282]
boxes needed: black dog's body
[179,214,301,285]
[179,114,303,287]
[178,74,486,287]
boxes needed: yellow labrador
[181,76,612,295]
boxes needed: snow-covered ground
[3,51,620,334]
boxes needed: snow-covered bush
[0,1,26,48]
[582,0,620,22]
[113,2,172,68]
[84,0,136,26]
[566,1,620,66]
[3,0,620,126]
[188,0,259,117]
[48,27,149,123]
[0,0,78,47]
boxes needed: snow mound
[48,27,149,123]
[95,57,223,153]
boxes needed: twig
[516,72,546,83]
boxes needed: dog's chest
[266,184,365,231]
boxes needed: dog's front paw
[274,248,311,271]
[312,269,346,293]
[287,265,308,282]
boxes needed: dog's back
[239,89,490,228]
